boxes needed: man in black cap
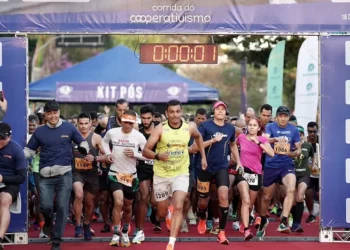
[24,101,89,250]
[0,123,27,250]
[256,106,301,238]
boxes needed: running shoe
[197,219,207,235]
[74,225,83,238]
[180,220,189,233]
[244,229,253,241]
[291,222,304,233]
[256,219,269,238]
[217,231,229,245]
[277,222,291,234]
[121,232,130,247]
[132,230,145,244]
[109,234,120,246]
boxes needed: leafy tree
[212,35,304,69]
[211,35,305,109]
[179,62,267,115]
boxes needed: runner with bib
[192,101,241,245]
[94,99,137,234]
[142,100,207,250]
[236,117,274,240]
[102,110,148,247]
[72,113,107,240]
[305,121,319,224]
[291,125,314,233]
[257,106,301,238]
[133,104,159,243]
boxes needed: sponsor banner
[294,37,319,135]
[320,36,350,228]
[0,37,28,232]
[267,40,285,114]
[0,1,350,33]
[56,82,188,103]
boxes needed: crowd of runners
[0,98,320,250]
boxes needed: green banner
[267,40,286,115]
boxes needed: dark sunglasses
[307,130,317,134]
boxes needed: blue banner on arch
[320,36,350,228]
[0,1,350,34]
[0,37,28,232]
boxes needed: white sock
[169,237,176,245]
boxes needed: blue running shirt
[265,122,300,168]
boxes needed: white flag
[294,36,319,135]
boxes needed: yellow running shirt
[153,121,190,178]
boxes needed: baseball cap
[296,125,304,134]
[276,106,290,116]
[213,101,228,110]
[0,122,12,138]
[44,101,59,112]
[121,113,136,123]
[290,115,297,123]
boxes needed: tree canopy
[210,35,305,111]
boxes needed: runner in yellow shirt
[143,100,207,250]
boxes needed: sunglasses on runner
[307,130,317,134]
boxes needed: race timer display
[140,44,218,64]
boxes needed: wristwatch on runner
[257,141,262,146]
[155,154,160,160]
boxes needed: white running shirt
[102,127,148,175]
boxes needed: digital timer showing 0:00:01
[139,44,218,64]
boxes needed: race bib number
[197,180,210,193]
[116,173,134,187]
[145,160,154,165]
[75,158,92,170]
[155,190,169,200]
[274,141,290,155]
[243,173,258,186]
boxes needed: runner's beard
[143,122,153,129]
